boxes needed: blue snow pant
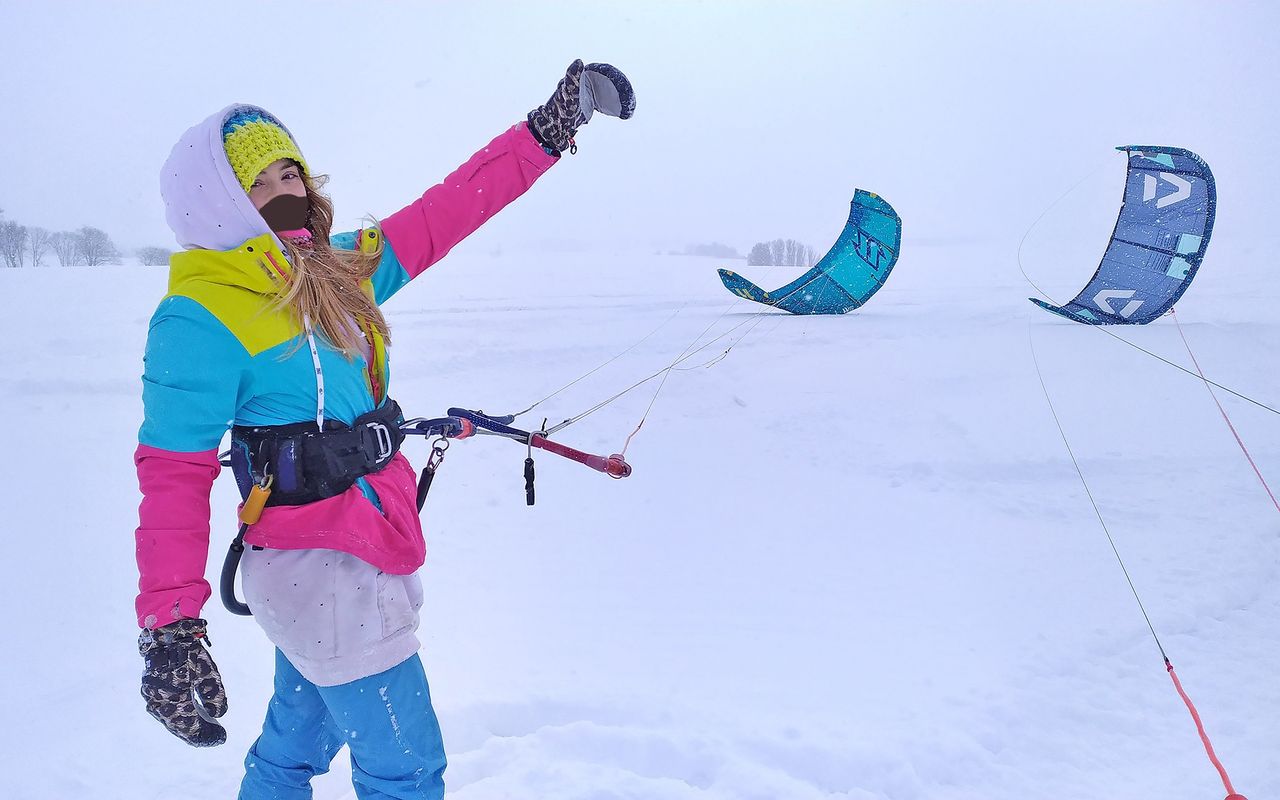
[238,649,446,800]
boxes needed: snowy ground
[0,210,1276,799]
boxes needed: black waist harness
[229,399,406,507]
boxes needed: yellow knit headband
[222,111,309,192]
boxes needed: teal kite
[718,190,901,314]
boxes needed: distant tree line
[747,238,818,267]
[684,242,741,259]
[0,207,171,267]
[662,242,743,259]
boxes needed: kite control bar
[400,408,630,508]
[447,407,633,479]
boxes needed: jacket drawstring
[302,313,325,429]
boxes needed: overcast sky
[1,1,1276,257]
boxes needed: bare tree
[0,220,28,268]
[683,242,739,259]
[136,246,173,266]
[769,238,784,266]
[27,226,51,267]
[747,242,772,266]
[749,238,815,267]
[75,227,119,266]
[51,231,78,266]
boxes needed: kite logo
[1142,172,1191,208]
[1094,289,1144,318]
[854,232,886,269]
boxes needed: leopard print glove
[138,618,228,747]
[527,59,636,156]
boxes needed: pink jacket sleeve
[380,122,559,279]
[134,444,221,629]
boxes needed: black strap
[416,466,435,511]
[230,400,406,507]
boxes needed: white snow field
[1,2,1278,798]
[0,223,1276,799]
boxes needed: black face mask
[258,193,310,233]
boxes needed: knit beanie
[221,108,309,192]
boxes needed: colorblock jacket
[135,103,557,629]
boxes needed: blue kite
[1031,145,1216,325]
[718,189,901,315]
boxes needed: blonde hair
[276,173,391,355]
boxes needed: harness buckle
[368,422,394,461]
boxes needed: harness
[229,399,406,507]
[218,401,630,616]
[221,399,412,617]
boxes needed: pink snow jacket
[135,103,557,629]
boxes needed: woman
[134,60,635,799]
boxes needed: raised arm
[377,123,557,288]
[370,61,635,302]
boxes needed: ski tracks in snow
[437,700,919,800]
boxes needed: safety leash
[400,415,476,509]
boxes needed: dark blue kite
[1031,145,1216,325]
[718,190,901,315]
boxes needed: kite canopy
[1031,145,1216,325]
[718,190,901,315]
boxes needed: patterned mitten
[138,618,228,747]
[527,59,636,156]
